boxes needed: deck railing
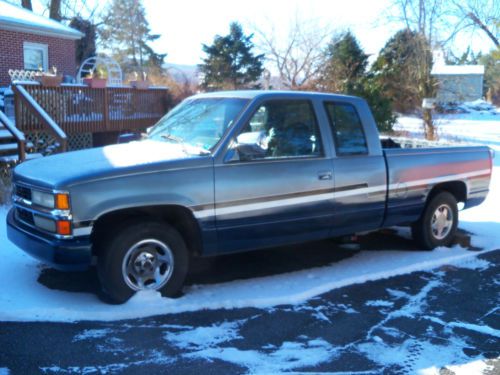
[13,83,171,135]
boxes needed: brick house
[0,0,83,87]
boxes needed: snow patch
[73,328,115,342]
[182,338,338,374]
[165,321,242,349]
[437,359,493,375]
[357,337,473,374]
[365,300,394,308]
[453,257,491,271]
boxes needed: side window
[234,100,322,161]
[324,102,368,155]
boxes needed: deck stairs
[0,112,42,165]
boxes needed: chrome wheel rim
[121,239,174,291]
[431,204,453,240]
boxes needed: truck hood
[14,140,206,189]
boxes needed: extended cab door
[323,100,387,235]
[213,99,335,253]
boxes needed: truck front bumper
[6,208,92,271]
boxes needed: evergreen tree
[70,17,97,65]
[445,47,482,65]
[371,29,434,113]
[318,31,395,133]
[480,47,500,104]
[319,31,368,93]
[100,0,166,72]
[199,22,264,90]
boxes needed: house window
[23,42,48,71]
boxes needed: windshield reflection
[148,97,249,154]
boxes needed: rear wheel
[97,220,189,304]
[411,191,458,250]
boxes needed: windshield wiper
[160,133,210,156]
[161,133,184,144]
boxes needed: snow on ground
[394,100,500,149]
[0,110,499,323]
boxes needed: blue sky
[26,0,497,66]
[142,0,496,66]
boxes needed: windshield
[148,97,249,153]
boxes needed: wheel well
[91,205,203,256]
[427,181,467,204]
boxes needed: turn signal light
[55,193,70,210]
[56,220,71,235]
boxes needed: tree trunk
[21,0,32,10]
[49,0,62,21]
[423,108,436,140]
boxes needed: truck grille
[16,207,34,225]
[15,185,32,201]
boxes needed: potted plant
[83,66,107,88]
[35,66,63,87]
[130,71,150,90]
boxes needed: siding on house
[0,29,77,86]
[433,74,484,102]
[431,64,485,103]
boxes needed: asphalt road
[0,230,499,374]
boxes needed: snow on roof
[431,64,485,76]
[0,0,83,40]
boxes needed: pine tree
[371,29,434,113]
[199,22,264,90]
[100,0,166,72]
[318,31,395,133]
[480,47,500,104]
[70,17,97,65]
[319,31,368,93]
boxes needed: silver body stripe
[192,168,491,219]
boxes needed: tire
[411,191,458,250]
[97,219,189,304]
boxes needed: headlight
[31,190,54,208]
[33,215,56,232]
[31,190,70,210]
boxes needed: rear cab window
[324,102,368,156]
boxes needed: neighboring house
[431,64,485,103]
[0,0,83,87]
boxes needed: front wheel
[411,191,458,250]
[97,220,189,304]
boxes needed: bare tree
[49,0,61,20]
[390,0,446,45]
[389,0,499,47]
[450,0,499,47]
[251,17,332,90]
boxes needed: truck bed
[382,145,492,227]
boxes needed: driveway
[0,229,498,374]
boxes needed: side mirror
[224,141,267,163]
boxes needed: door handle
[318,171,332,180]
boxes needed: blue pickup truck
[7,91,493,303]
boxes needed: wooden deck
[0,82,171,163]
[14,83,171,134]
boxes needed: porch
[0,82,171,163]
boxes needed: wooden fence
[14,83,171,135]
